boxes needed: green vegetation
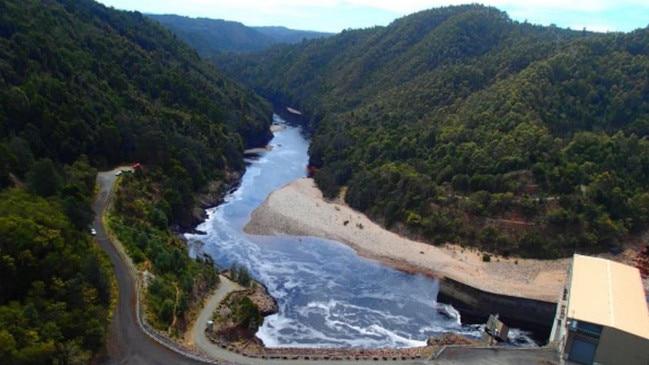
[109,171,220,334]
[217,5,649,258]
[0,188,111,363]
[0,150,109,363]
[208,262,265,343]
[0,0,276,357]
[212,291,264,342]
[0,0,273,229]
[148,14,332,55]
[232,296,263,331]
[229,261,253,287]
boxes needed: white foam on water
[275,297,436,348]
[507,328,539,347]
[435,302,462,326]
[187,119,541,349]
[258,313,345,348]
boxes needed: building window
[575,321,602,339]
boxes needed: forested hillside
[148,14,331,54]
[254,26,332,44]
[0,0,273,227]
[0,0,273,361]
[0,175,112,364]
[216,5,649,258]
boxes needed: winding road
[94,169,212,365]
[92,168,433,365]
[93,168,557,365]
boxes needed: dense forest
[0,0,273,361]
[0,0,274,228]
[148,14,332,54]
[216,5,649,259]
[0,171,112,364]
[108,169,222,335]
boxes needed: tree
[159,299,175,326]
[215,5,649,258]
[26,158,61,197]
[234,297,262,330]
[0,190,111,362]
[236,265,252,287]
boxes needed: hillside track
[91,168,557,365]
[93,169,212,365]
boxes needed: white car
[116,170,123,176]
[90,228,97,235]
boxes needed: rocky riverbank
[247,282,279,316]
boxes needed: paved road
[434,346,557,364]
[94,168,210,365]
[191,276,240,352]
[91,168,430,365]
[191,275,431,364]
[93,168,557,365]
[191,279,427,365]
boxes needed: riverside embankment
[188,121,485,349]
[243,177,569,340]
[96,123,559,365]
[189,276,558,365]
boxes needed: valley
[0,1,648,364]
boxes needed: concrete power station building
[550,254,649,365]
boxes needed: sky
[95,0,649,34]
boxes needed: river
[186,115,487,348]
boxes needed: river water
[186,116,483,348]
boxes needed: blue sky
[95,0,649,33]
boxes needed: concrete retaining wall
[438,278,557,344]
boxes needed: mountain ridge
[0,1,274,361]
[147,14,332,54]
[214,4,649,259]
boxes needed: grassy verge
[106,171,220,336]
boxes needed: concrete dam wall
[438,277,557,344]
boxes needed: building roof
[567,254,649,340]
